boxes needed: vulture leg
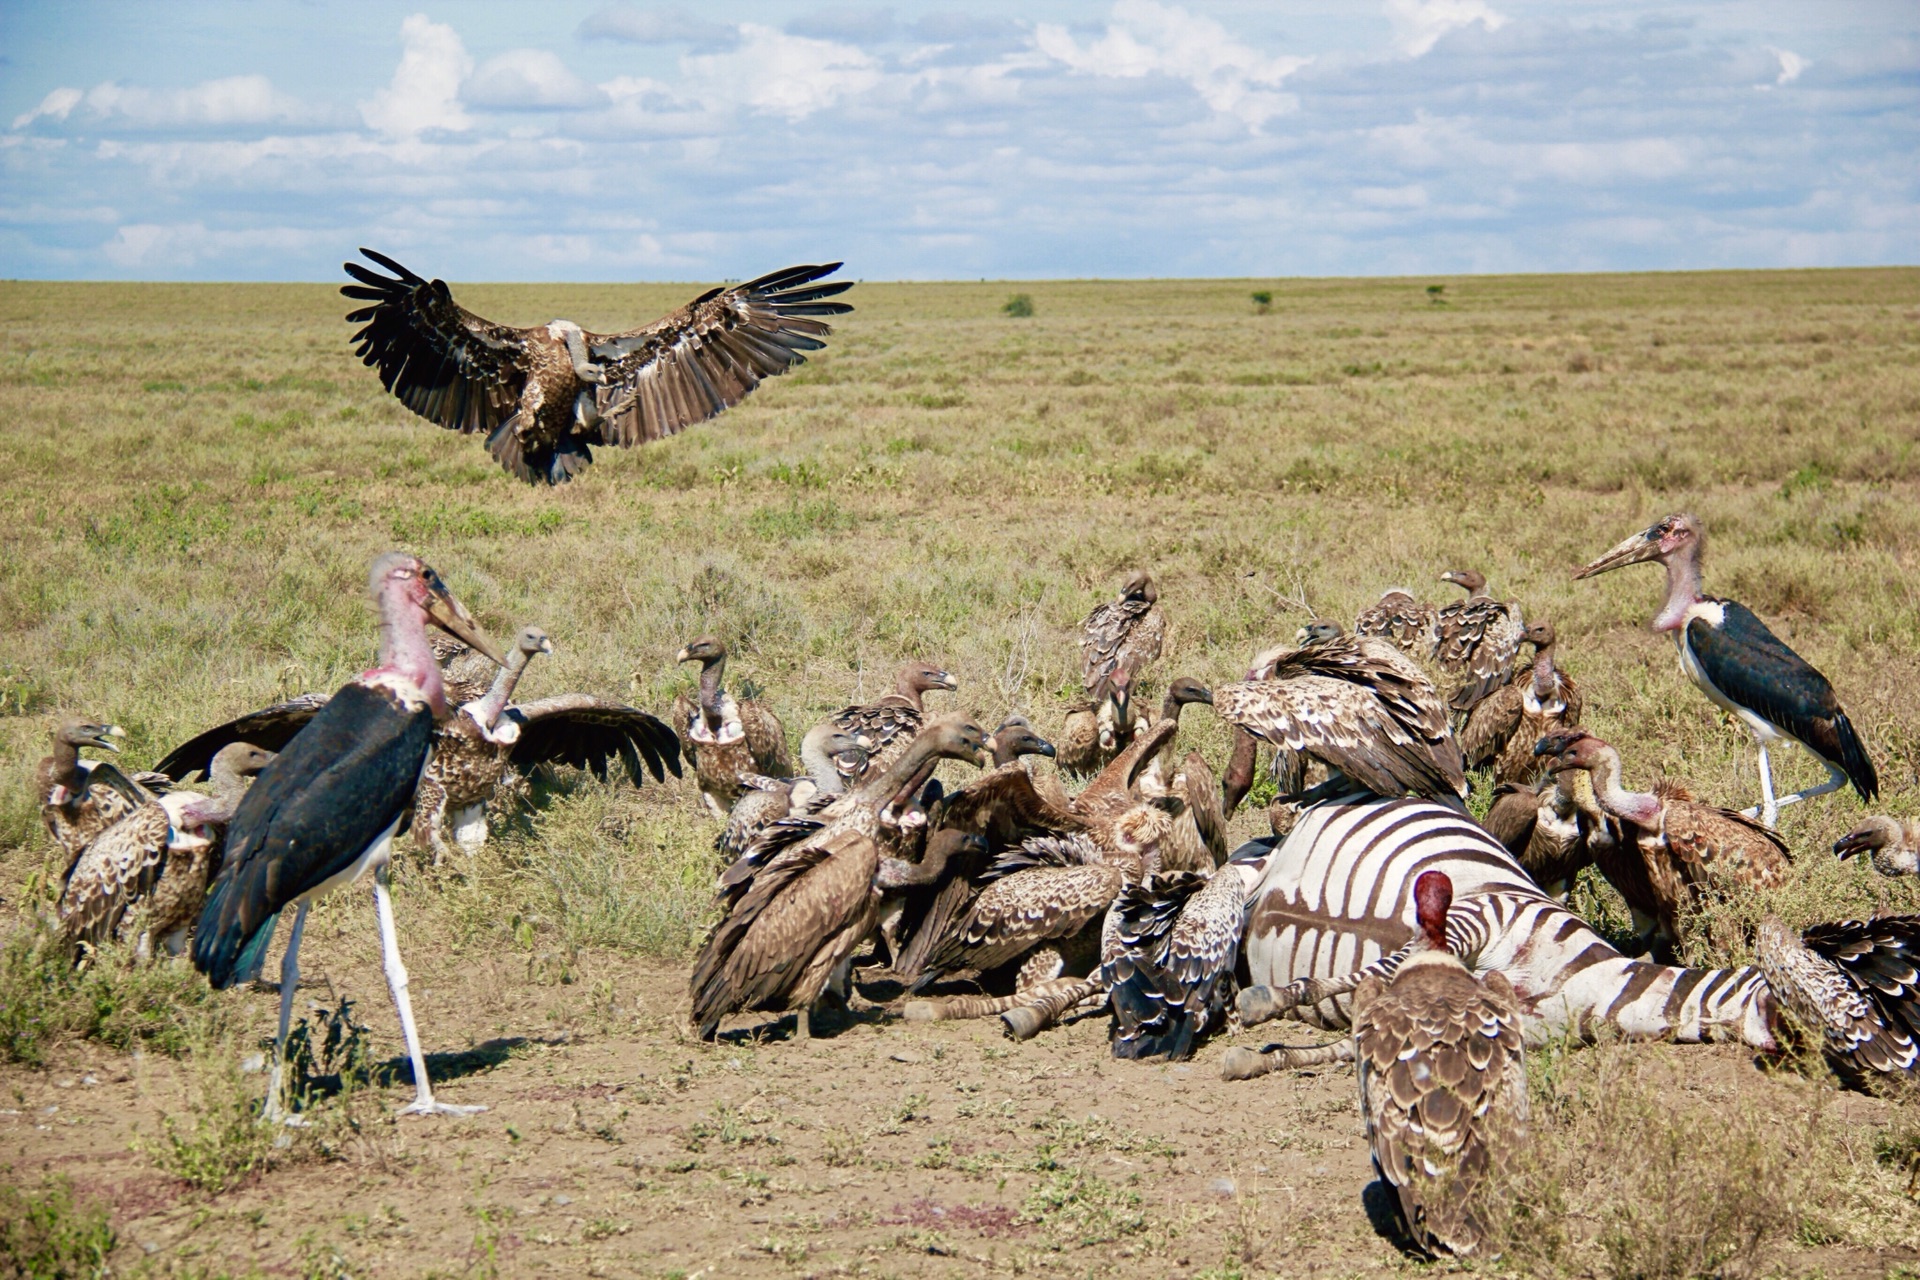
[374,866,484,1117]
[795,1007,812,1042]
[1220,1039,1355,1081]
[1001,976,1106,1041]
[414,775,451,866]
[264,902,310,1126]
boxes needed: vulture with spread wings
[342,250,853,485]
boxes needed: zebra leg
[1238,969,1369,1027]
[1220,1038,1355,1082]
[905,974,1085,1024]
[1002,976,1108,1041]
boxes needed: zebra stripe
[1237,793,1776,1048]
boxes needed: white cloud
[1384,0,1507,58]
[12,87,82,130]
[361,14,472,137]
[1771,48,1808,85]
[577,5,738,49]
[468,50,603,109]
[100,220,317,270]
[681,25,882,121]
[11,77,312,131]
[1034,0,1307,128]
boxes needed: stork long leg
[1775,758,1850,813]
[372,866,483,1117]
[1742,744,1781,828]
[263,902,309,1126]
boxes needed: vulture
[1456,620,1583,786]
[690,716,990,1040]
[1132,677,1227,871]
[1575,512,1876,828]
[1434,569,1526,712]
[342,250,853,486]
[58,743,274,961]
[1480,767,1614,902]
[413,624,550,862]
[1835,817,1920,878]
[194,553,505,1119]
[674,636,794,817]
[1757,916,1920,1081]
[1352,870,1528,1259]
[38,720,151,871]
[816,660,957,786]
[1214,635,1466,804]
[1106,860,1261,1060]
[1540,729,1790,953]
[716,726,868,862]
[1080,571,1167,756]
[1354,589,1439,658]
[1058,665,1137,778]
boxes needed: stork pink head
[1413,870,1452,950]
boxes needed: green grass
[0,1176,114,1280]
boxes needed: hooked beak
[1033,738,1057,759]
[974,746,995,769]
[91,725,126,752]
[931,670,958,692]
[1191,685,1215,706]
[1833,827,1878,860]
[539,637,555,655]
[1575,525,1664,580]
[421,568,505,665]
[675,647,692,664]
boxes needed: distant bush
[0,1178,114,1279]
[1250,290,1273,314]
[1002,294,1035,318]
[1427,284,1448,305]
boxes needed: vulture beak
[931,670,959,692]
[91,726,126,752]
[1191,685,1215,706]
[1833,825,1881,860]
[1033,737,1057,759]
[1574,525,1665,580]
[675,647,692,664]
[420,568,505,665]
[539,636,556,655]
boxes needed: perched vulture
[1433,569,1525,712]
[342,250,853,485]
[1456,620,1582,786]
[816,660,957,786]
[1353,870,1528,1259]
[412,624,551,862]
[39,720,148,872]
[673,637,794,818]
[1354,589,1439,658]
[1080,572,1167,749]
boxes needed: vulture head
[52,719,124,755]
[371,552,504,665]
[676,636,727,669]
[1295,620,1345,646]
[515,626,557,660]
[1439,568,1488,598]
[1834,816,1908,865]
[1523,620,1556,651]
[896,661,959,702]
[1412,870,1452,951]
[208,742,276,791]
[1119,570,1158,604]
[986,716,1056,766]
[1575,512,1703,580]
[1164,676,1214,710]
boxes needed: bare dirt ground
[4,925,1918,1280]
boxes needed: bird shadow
[356,1035,552,1091]
[1360,1179,1425,1257]
[711,1001,896,1045]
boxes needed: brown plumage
[414,625,553,862]
[1129,677,1224,871]
[1056,665,1138,778]
[1433,569,1526,712]
[343,251,852,486]
[1757,916,1920,1080]
[1107,861,1256,1060]
[816,660,957,787]
[39,720,142,872]
[1215,635,1466,803]
[1542,730,1790,949]
[717,728,866,862]
[1456,621,1583,786]
[690,716,989,1040]
[1353,870,1528,1259]
[129,744,276,958]
[673,637,794,817]
[1480,769,1612,899]
[1080,570,1167,705]
[1355,589,1440,658]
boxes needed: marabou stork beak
[420,569,505,665]
[1574,524,1665,580]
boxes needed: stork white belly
[1671,628,1787,746]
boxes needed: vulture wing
[154,693,331,781]
[1802,917,1920,1074]
[341,249,530,435]
[1456,682,1524,771]
[920,862,1123,980]
[1080,599,1157,698]
[58,802,173,949]
[501,696,681,786]
[1108,868,1245,1060]
[589,264,852,448]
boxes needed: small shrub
[0,921,226,1066]
[1002,294,1034,318]
[1427,283,1447,304]
[0,1176,115,1279]
[1250,290,1272,314]
[142,1047,280,1193]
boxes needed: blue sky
[2,2,1914,280]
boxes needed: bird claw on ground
[399,1099,487,1117]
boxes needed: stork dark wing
[589,264,852,448]
[155,694,331,781]
[502,696,682,785]
[341,249,529,435]
[194,682,433,989]
[1688,602,1877,802]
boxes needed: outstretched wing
[341,249,530,434]
[589,264,852,448]
[1216,673,1465,801]
[155,694,331,781]
[1801,917,1920,1074]
[502,696,682,786]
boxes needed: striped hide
[1238,794,1777,1050]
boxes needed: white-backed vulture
[817,660,957,786]
[1434,569,1525,712]
[1354,589,1439,658]
[673,636,794,818]
[1456,620,1583,786]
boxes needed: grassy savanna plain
[2,270,1920,1278]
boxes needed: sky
[1,2,1915,280]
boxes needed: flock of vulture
[23,252,1920,1259]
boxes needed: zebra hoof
[1236,985,1280,1027]
[1219,1047,1275,1081]
[1001,1006,1048,1041]
[902,1000,941,1023]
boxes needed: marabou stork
[1576,513,1877,827]
[193,553,505,1121]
